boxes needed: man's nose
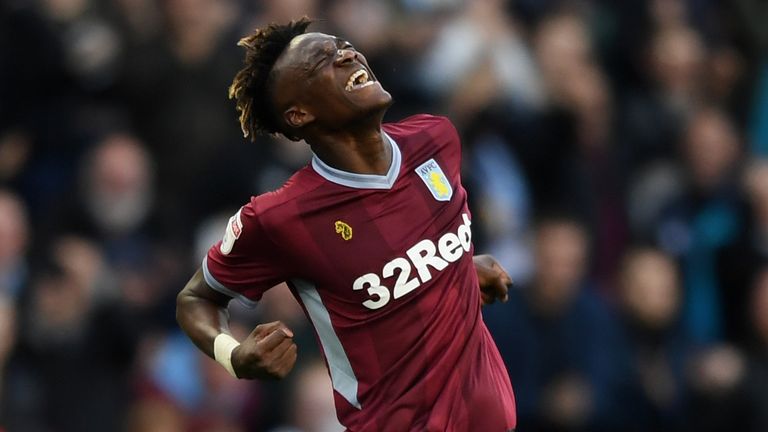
[334,48,357,66]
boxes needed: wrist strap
[214,333,241,378]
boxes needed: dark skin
[176,32,512,380]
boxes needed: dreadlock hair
[228,17,312,141]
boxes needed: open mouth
[345,68,374,91]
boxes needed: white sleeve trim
[202,256,258,308]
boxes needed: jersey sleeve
[202,201,287,307]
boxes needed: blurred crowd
[1,0,768,431]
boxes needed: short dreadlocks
[228,17,312,141]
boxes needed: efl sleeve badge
[220,208,244,255]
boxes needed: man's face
[272,32,392,133]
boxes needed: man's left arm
[473,254,512,305]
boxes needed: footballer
[176,18,517,431]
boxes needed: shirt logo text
[352,213,471,309]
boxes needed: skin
[176,32,512,380]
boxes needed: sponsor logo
[353,213,471,309]
[335,220,353,241]
[415,159,453,201]
[220,208,243,255]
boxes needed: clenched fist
[474,254,512,305]
[232,321,298,379]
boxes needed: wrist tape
[213,333,241,378]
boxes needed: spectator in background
[0,190,29,299]
[686,344,750,432]
[0,1,106,218]
[483,216,621,432]
[4,235,139,432]
[466,128,533,284]
[37,0,123,92]
[614,248,691,431]
[47,132,186,329]
[55,133,155,241]
[419,0,545,125]
[513,9,629,290]
[620,24,706,178]
[718,159,768,345]
[655,107,744,345]
[119,0,256,233]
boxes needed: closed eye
[308,44,335,74]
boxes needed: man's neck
[309,127,392,176]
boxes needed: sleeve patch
[220,208,243,255]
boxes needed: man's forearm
[176,268,232,358]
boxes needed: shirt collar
[311,132,401,190]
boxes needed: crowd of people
[1,0,768,431]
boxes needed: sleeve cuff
[202,256,258,308]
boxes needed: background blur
[2,0,768,431]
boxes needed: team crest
[220,208,243,255]
[335,220,353,241]
[415,159,453,201]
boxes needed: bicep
[179,268,232,308]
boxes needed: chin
[356,88,393,117]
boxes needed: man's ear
[284,106,315,129]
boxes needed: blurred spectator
[512,10,629,289]
[419,0,544,124]
[54,133,155,240]
[686,344,751,432]
[655,107,744,344]
[4,235,139,432]
[0,190,29,299]
[467,130,533,284]
[619,24,706,178]
[47,132,186,329]
[613,248,691,431]
[484,217,622,432]
[39,0,123,91]
[717,159,768,344]
[119,0,257,233]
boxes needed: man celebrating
[176,18,517,431]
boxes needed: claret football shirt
[204,114,516,431]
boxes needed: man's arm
[473,255,512,305]
[176,268,298,379]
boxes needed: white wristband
[213,333,241,378]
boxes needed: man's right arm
[176,268,298,379]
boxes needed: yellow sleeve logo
[335,221,353,241]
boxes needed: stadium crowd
[2,0,768,431]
